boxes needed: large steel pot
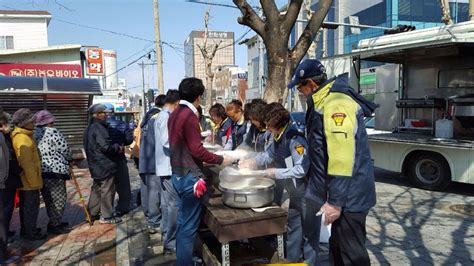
[219,177,275,209]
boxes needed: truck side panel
[369,139,473,184]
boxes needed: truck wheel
[408,152,451,191]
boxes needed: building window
[398,0,443,23]
[0,36,14,50]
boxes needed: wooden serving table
[202,196,288,266]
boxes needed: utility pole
[153,0,164,94]
[470,0,474,21]
[139,61,147,115]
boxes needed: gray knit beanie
[11,108,36,128]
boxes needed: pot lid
[219,176,275,191]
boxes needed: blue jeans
[172,172,202,266]
[145,174,162,228]
[140,175,148,216]
[161,176,179,251]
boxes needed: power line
[52,18,156,43]
[162,42,185,62]
[105,49,155,79]
[162,28,252,58]
[186,0,239,10]
[53,0,74,12]
[118,43,155,65]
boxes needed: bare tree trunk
[205,76,212,108]
[234,0,333,103]
[198,9,221,110]
[470,0,474,21]
[439,0,453,24]
[265,61,286,102]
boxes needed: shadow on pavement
[367,167,473,264]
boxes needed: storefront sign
[200,31,230,39]
[0,63,82,78]
[86,48,104,76]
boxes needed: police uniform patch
[295,144,305,155]
[331,113,347,126]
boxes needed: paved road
[366,169,473,265]
[7,163,473,265]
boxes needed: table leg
[221,242,230,266]
[277,234,285,261]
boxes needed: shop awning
[0,76,102,95]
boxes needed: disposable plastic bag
[319,213,332,243]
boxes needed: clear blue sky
[1,0,288,93]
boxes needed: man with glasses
[288,59,377,265]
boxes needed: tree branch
[282,0,303,33]
[210,40,222,59]
[260,0,279,24]
[291,0,332,63]
[233,0,266,37]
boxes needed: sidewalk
[6,162,175,265]
[5,164,473,265]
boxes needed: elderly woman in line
[34,110,72,235]
[11,108,45,240]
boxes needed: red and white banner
[0,63,82,78]
[86,48,104,76]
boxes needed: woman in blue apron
[209,103,232,148]
[240,103,318,265]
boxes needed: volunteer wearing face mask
[239,103,318,265]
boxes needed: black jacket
[5,133,22,189]
[84,119,121,180]
[107,117,133,160]
[107,117,134,146]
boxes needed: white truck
[350,21,474,190]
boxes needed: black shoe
[115,210,129,217]
[0,255,20,264]
[47,225,71,235]
[20,228,41,237]
[22,233,47,240]
[7,231,15,237]
[164,247,176,255]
